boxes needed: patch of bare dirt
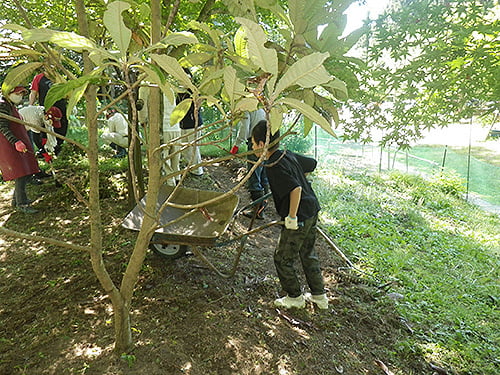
[0,158,429,374]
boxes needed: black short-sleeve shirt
[265,150,321,221]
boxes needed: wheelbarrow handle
[235,192,272,216]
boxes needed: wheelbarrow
[122,185,279,278]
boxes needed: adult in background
[19,105,62,161]
[0,86,40,213]
[102,109,128,158]
[138,86,181,185]
[231,109,269,219]
[177,91,203,176]
[29,71,68,155]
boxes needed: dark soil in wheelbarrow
[0,157,428,375]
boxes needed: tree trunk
[113,296,133,353]
[116,0,164,351]
[74,0,134,353]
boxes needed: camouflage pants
[274,214,325,298]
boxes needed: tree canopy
[342,0,499,148]
[1,0,370,138]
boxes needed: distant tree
[343,0,499,148]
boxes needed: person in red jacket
[0,86,40,213]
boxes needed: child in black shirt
[251,120,328,309]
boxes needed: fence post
[379,145,383,173]
[466,117,473,201]
[441,145,448,176]
[314,124,318,160]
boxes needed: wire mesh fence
[308,128,500,212]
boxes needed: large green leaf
[315,94,340,126]
[234,27,248,59]
[179,53,213,67]
[223,66,246,107]
[304,89,315,107]
[1,62,43,94]
[187,21,223,49]
[22,29,97,52]
[161,32,198,47]
[66,82,89,120]
[226,54,259,74]
[288,0,307,34]
[324,78,348,101]
[9,49,43,59]
[44,74,104,110]
[103,1,132,58]
[269,106,283,135]
[151,54,195,92]
[139,64,177,103]
[146,32,199,53]
[171,99,192,126]
[272,52,331,99]
[235,97,259,113]
[304,117,313,136]
[1,23,27,33]
[340,25,369,55]
[317,22,342,52]
[199,68,224,96]
[223,0,257,21]
[279,97,336,136]
[235,18,277,76]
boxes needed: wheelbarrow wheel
[149,234,188,259]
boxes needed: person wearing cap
[102,109,128,158]
[251,120,328,310]
[0,86,40,213]
[29,72,68,155]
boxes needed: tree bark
[118,0,164,350]
[74,0,133,353]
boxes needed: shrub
[428,171,466,196]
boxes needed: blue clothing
[246,138,268,192]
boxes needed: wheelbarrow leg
[190,237,248,279]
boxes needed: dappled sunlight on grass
[419,342,459,367]
[313,167,499,374]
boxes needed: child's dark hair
[252,120,280,150]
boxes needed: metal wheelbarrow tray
[122,185,280,277]
[123,184,239,246]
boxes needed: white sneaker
[190,167,204,176]
[304,293,329,310]
[274,295,306,309]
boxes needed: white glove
[45,125,57,153]
[285,216,299,230]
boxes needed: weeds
[316,169,500,374]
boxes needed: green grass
[316,169,500,374]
